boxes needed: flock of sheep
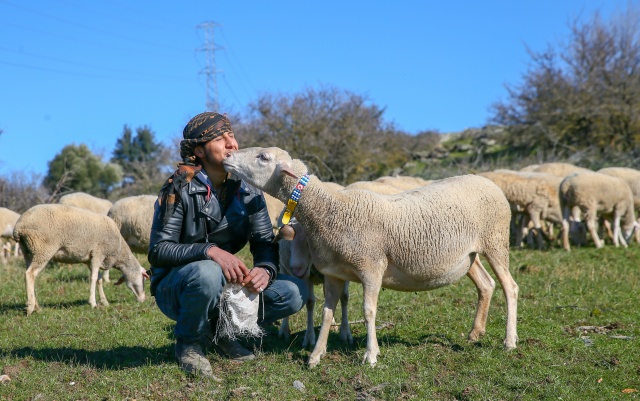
[0,153,638,368]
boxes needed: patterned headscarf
[157,112,234,225]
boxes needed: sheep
[277,181,350,348]
[58,192,113,215]
[477,170,563,249]
[529,162,592,177]
[0,207,21,263]
[107,195,156,254]
[13,204,148,315]
[265,183,344,231]
[277,219,352,348]
[223,146,518,367]
[59,192,115,282]
[559,172,638,251]
[519,164,540,172]
[277,180,403,348]
[343,180,405,195]
[373,175,432,191]
[598,167,640,243]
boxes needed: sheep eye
[258,152,270,162]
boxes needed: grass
[0,245,639,400]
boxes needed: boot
[175,340,220,380]
[212,337,256,362]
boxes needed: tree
[111,125,172,196]
[43,144,122,198]
[491,4,640,165]
[235,85,412,184]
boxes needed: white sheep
[13,204,148,315]
[529,162,592,177]
[59,192,115,282]
[277,219,352,348]
[373,175,432,191]
[478,170,563,249]
[559,172,638,250]
[277,180,404,348]
[58,192,113,215]
[0,207,21,263]
[107,195,156,254]
[223,147,518,367]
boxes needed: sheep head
[223,147,308,200]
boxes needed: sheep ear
[278,162,298,178]
[114,276,125,286]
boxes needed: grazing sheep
[108,195,156,254]
[478,170,563,249]
[598,167,640,243]
[13,204,148,315]
[373,175,432,191]
[58,192,113,215]
[559,172,638,250]
[0,207,21,263]
[224,147,518,367]
[529,162,592,177]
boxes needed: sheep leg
[308,275,343,368]
[25,256,47,315]
[613,216,628,248]
[278,317,291,341]
[88,259,105,308]
[361,278,383,366]
[303,279,317,348]
[586,217,603,248]
[602,219,614,243]
[561,207,572,251]
[529,212,544,250]
[466,255,495,342]
[97,270,109,307]
[339,281,353,344]
[100,268,111,283]
[483,249,518,350]
[514,214,526,248]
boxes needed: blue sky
[0,0,624,177]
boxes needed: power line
[1,0,186,54]
[0,46,188,80]
[197,21,223,112]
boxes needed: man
[148,112,307,378]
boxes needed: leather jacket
[148,172,278,295]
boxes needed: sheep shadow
[2,345,173,370]
[0,300,90,315]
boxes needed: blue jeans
[154,260,308,344]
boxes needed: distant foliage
[0,172,50,213]
[235,85,426,184]
[491,4,640,167]
[43,144,122,198]
[110,125,172,197]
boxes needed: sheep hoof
[468,329,486,342]
[503,341,517,351]
[362,352,378,367]
[307,355,321,368]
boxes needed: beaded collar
[279,173,310,226]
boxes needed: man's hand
[241,267,271,294]
[207,246,250,284]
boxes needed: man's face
[196,132,239,168]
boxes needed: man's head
[180,112,238,168]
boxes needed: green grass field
[0,245,638,400]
